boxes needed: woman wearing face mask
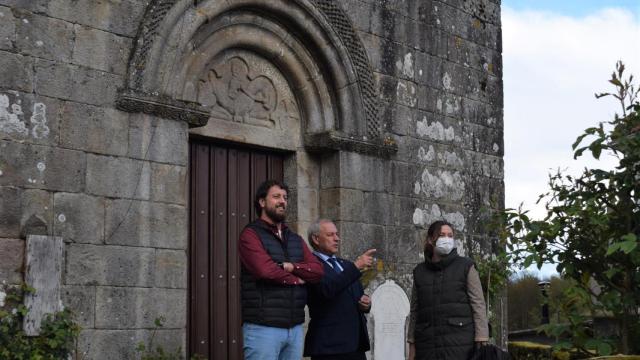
[407,220,489,360]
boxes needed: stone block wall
[332,0,503,286]
[0,0,186,356]
[0,0,504,356]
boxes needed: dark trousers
[311,352,367,360]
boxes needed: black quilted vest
[413,250,475,360]
[241,220,307,328]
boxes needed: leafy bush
[0,283,80,359]
[501,61,640,355]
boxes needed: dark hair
[426,220,454,242]
[254,179,289,215]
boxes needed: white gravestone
[371,280,410,360]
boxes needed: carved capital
[116,90,210,127]
[304,131,397,158]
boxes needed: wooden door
[189,139,285,359]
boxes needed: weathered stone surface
[360,32,401,76]
[66,244,155,287]
[0,92,61,147]
[34,60,121,106]
[86,154,150,200]
[319,187,364,223]
[0,140,86,192]
[95,287,186,329]
[0,186,21,237]
[0,0,507,349]
[336,221,385,260]
[61,285,95,328]
[53,192,105,244]
[154,249,187,289]
[362,191,393,225]
[0,238,24,284]
[0,0,47,13]
[72,24,131,75]
[384,160,415,195]
[14,9,74,62]
[384,225,422,264]
[128,115,188,165]
[0,6,15,50]
[462,122,503,155]
[23,235,63,336]
[293,151,321,189]
[46,0,146,37]
[104,199,186,249]
[78,329,185,360]
[295,187,318,223]
[150,163,187,205]
[382,102,415,137]
[0,50,33,92]
[20,189,53,237]
[59,101,129,156]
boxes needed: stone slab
[86,154,150,200]
[34,59,122,106]
[0,186,21,237]
[370,280,410,360]
[0,237,24,284]
[53,192,105,244]
[77,329,185,360]
[72,24,131,75]
[95,286,186,329]
[104,199,186,249]
[0,91,62,147]
[66,244,155,287]
[154,249,187,289]
[150,162,187,205]
[14,9,74,62]
[0,140,86,192]
[46,0,146,37]
[20,189,53,237]
[128,114,188,166]
[335,221,385,260]
[23,235,64,336]
[61,285,95,328]
[59,101,129,156]
[0,6,15,50]
[0,50,33,92]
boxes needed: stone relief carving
[197,56,300,130]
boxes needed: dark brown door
[189,139,285,359]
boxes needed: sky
[501,1,640,277]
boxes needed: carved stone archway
[117,0,396,155]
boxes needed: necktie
[327,257,341,273]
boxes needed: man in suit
[304,219,377,360]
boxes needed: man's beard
[265,205,286,223]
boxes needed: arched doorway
[115,1,395,358]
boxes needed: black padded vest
[413,251,475,360]
[241,220,307,328]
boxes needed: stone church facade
[0,0,503,358]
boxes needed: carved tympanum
[197,55,300,130]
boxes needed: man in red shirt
[239,179,324,360]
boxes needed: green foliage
[0,283,80,360]
[500,61,640,355]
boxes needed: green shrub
[0,283,80,359]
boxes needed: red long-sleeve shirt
[239,219,324,285]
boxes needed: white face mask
[435,237,455,255]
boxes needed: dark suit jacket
[303,255,371,356]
